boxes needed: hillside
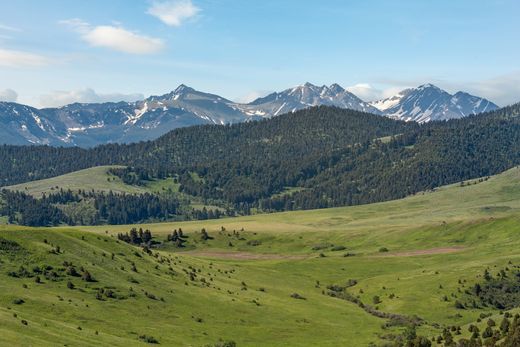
[5,166,147,197]
[2,104,520,227]
[2,166,225,226]
[3,168,520,346]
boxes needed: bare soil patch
[374,246,465,257]
[185,250,306,260]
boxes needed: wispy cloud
[0,23,21,32]
[445,72,520,107]
[0,88,18,102]
[346,83,383,101]
[148,0,200,27]
[234,90,272,103]
[0,48,50,67]
[39,88,144,108]
[61,19,164,54]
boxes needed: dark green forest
[1,103,520,226]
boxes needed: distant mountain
[0,82,500,146]
[0,102,64,145]
[240,82,381,116]
[371,84,498,123]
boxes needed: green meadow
[2,167,520,346]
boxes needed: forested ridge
[1,103,520,226]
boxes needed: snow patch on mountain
[371,84,499,123]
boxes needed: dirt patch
[184,250,307,260]
[374,246,465,257]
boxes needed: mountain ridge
[370,84,498,123]
[0,82,498,146]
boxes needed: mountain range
[0,82,498,147]
[370,83,498,122]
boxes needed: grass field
[2,167,520,346]
[5,166,147,196]
[4,165,222,212]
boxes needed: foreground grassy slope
[0,227,386,346]
[2,167,520,346]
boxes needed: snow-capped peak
[173,84,193,94]
[372,84,498,123]
[243,82,382,116]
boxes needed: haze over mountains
[0,82,498,147]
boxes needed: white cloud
[148,0,200,27]
[381,86,409,99]
[346,83,412,102]
[234,90,272,103]
[0,88,18,102]
[83,26,164,54]
[61,19,164,54]
[0,48,49,67]
[39,88,144,108]
[346,83,383,101]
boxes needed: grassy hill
[5,166,147,197]
[2,167,520,345]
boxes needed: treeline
[0,189,223,227]
[1,104,520,219]
[0,190,64,227]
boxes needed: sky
[0,0,519,108]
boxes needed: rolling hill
[2,167,520,346]
[2,103,520,227]
[5,166,146,197]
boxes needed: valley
[2,2,518,346]
[2,167,520,346]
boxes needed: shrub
[311,243,331,251]
[454,300,465,309]
[66,266,79,277]
[138,335,159,344]
[290,293,306,300]
[81,270,95,282]
[246,240,261,246]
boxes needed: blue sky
[0,0,519,107]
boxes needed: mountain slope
[0,102,66,145]
[371,84,498,122]
[0,83,500,146]
[1,103,520,219]
[241,82,381,116]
